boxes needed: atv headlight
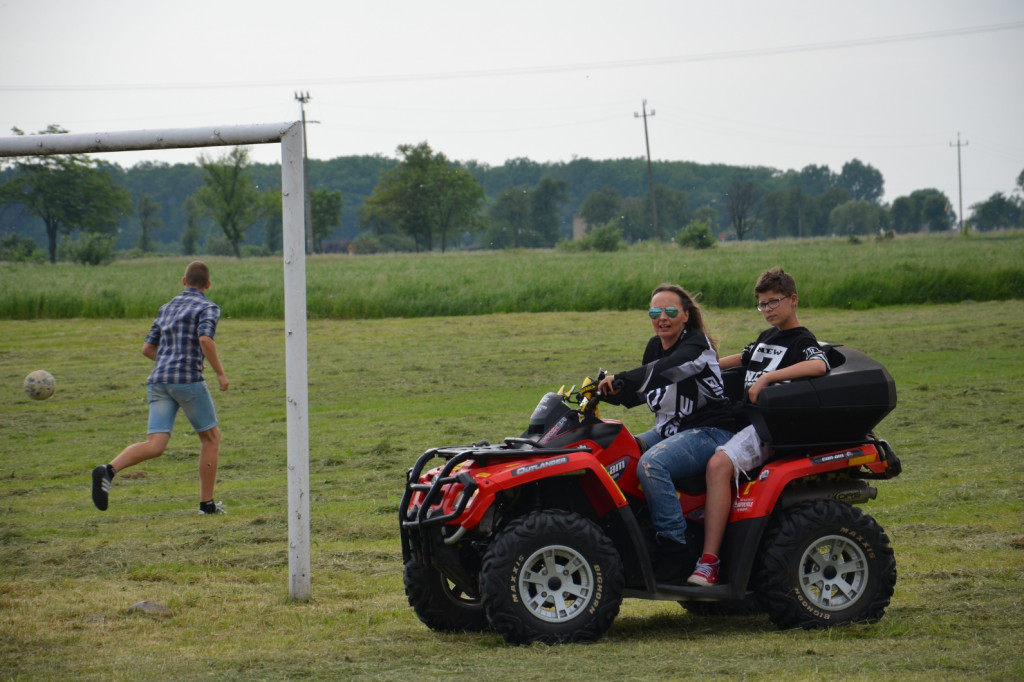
[453,487,478,512]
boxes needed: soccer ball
[23,370,56,401]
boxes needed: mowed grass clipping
[2,230,1023,320]
[2,299,1023,680]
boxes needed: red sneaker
[687,556,720,587]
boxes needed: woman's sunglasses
[648,307,680,319]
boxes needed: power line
[5,20,1022,93]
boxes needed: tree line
[3,125,1023,263]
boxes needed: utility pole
[634,99,659,240]
[295,91,313,253]
[950,132,968,234]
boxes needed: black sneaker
[199,501,226,515]
[91,465,113,511]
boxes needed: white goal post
[0,122,313,600]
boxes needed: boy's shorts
[147,381,218,435]
[720,424,773,475]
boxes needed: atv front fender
[456,446,631,531]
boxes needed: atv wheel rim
[797,534,869,611]
[440,575,481,608]
[517,544,595,623]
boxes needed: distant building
[572,214,587,240]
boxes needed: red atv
[400,344,901,644]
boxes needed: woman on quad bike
[597,283,739,581]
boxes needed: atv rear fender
[727,438,900,523]
[697,438,900,599]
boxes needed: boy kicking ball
[92,261,229,515]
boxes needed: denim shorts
[147,381,218,435]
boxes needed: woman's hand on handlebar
[597,374,620,396]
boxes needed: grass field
[2,296,1023,679]
[2,231,1023,319]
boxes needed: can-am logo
[512,456,570,477]
[604,457,629,481]
[811,448,863,465]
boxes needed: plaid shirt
[145,288,221,384]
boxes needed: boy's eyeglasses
[756,296,789,312]
[648,307,680,319]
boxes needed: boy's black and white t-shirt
[720,326,830,474]
[740,326,829,389]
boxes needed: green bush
[676,219,716,249]
[0,234,45,263]
[242,244,271,258]
[561,221,624,252]
[352,234,382,254]
[378,233,418,253]
[205,236,236,257]
[58,233,116,265]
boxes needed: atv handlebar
[572,371,623,416]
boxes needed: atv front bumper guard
[399,438,592,530]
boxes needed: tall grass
[2,231,1022,320]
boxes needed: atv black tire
[755,499,896,629]
[404,559,490,633]
[479,509,624,644]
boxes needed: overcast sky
[1,0,1022,213]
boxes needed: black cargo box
[726,344,897,449]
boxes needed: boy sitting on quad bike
[689,267,828,587]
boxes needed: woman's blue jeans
[635,426,734,545]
